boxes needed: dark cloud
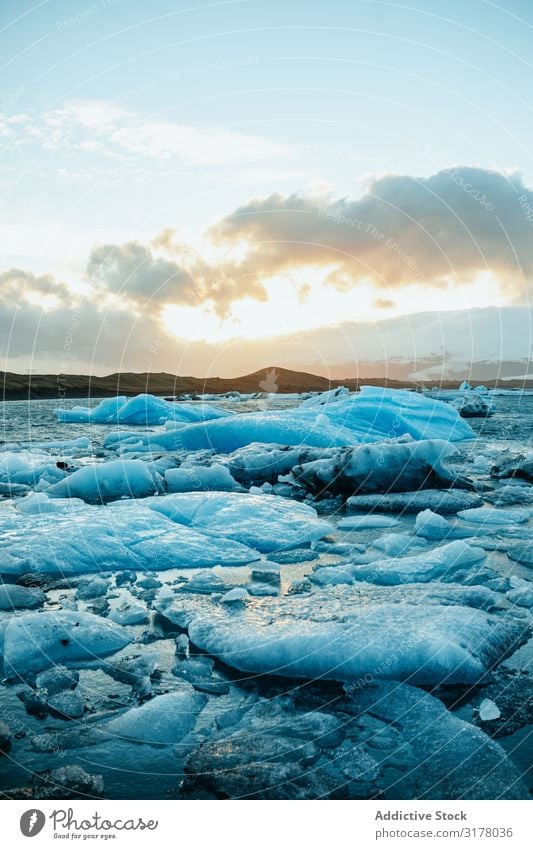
[0,267,173,371]
[86,237,268,316]
[209,167,533,293]
[86,241,197,306]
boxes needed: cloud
[110,121,288,166]
[4,166,533,374]
[86,237,268,316]
[86,241,197,306]
[3,100,288,167]
[209,167,533,294]
[0,267,176,372]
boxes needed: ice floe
[55,393,231,426]
[0,610,131,678]
[138,492,332,552]
[101,386,474,455]
[155,583,528,686]
[180,681,526,799]
[103,688,206,745]
[457,507,530,525]
[346,488,483,514]
[452,393,494,418]
[45,459,159,503]
[288,439,469,496]
[312,540,487,586]
[0,499,260,577]
[165,463,240,492]
[0,583,45,610]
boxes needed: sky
[1,0,533,377]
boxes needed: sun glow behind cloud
[161,270,506,343]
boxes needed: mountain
[0,367,410,400]
[276,305,533,381]
[1,363,531,401]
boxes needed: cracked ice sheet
[125,492,332,552]
[180,683,527,800]
[155,583,529,686]
[0,499,259,577]
[351,681,527,799]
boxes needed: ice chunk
[35,665,79,695]
[415,509,452,540]
[141,492,332,552]
[0,501,259,578]
[312,540,487,587]
[15,492,86,514]
[489,484,533,506]
[478,698,501,721]
[46,459,158,503]
[291,440,466,497]
[55,394,230,426]
[0,584,45,610]
[0,451,70,489]
[491,450,533,483]
[0,452,34,480]
[299,386,350,407]
[104,688,206,745]
[108,593,149,626]
[220,587,249,604]
[346,489,482,514]
[0,610,131,678]
[76,577,109,600]
[506,582,533,608]
[457,507,530,525]
[318,385,475,442]
[371,532,428,557]
[337,515,399,530]
[102,387,473,454]
[352,682,525,799]
[47,690,85,719]
[157,583,527,686]
[507,541,533,567]
[104,414,359,453]
[55,396,127,423]
[452,393,494,418]
[181,682,525,799]
[165,463,240,493]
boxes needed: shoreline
[2,367,532,401]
